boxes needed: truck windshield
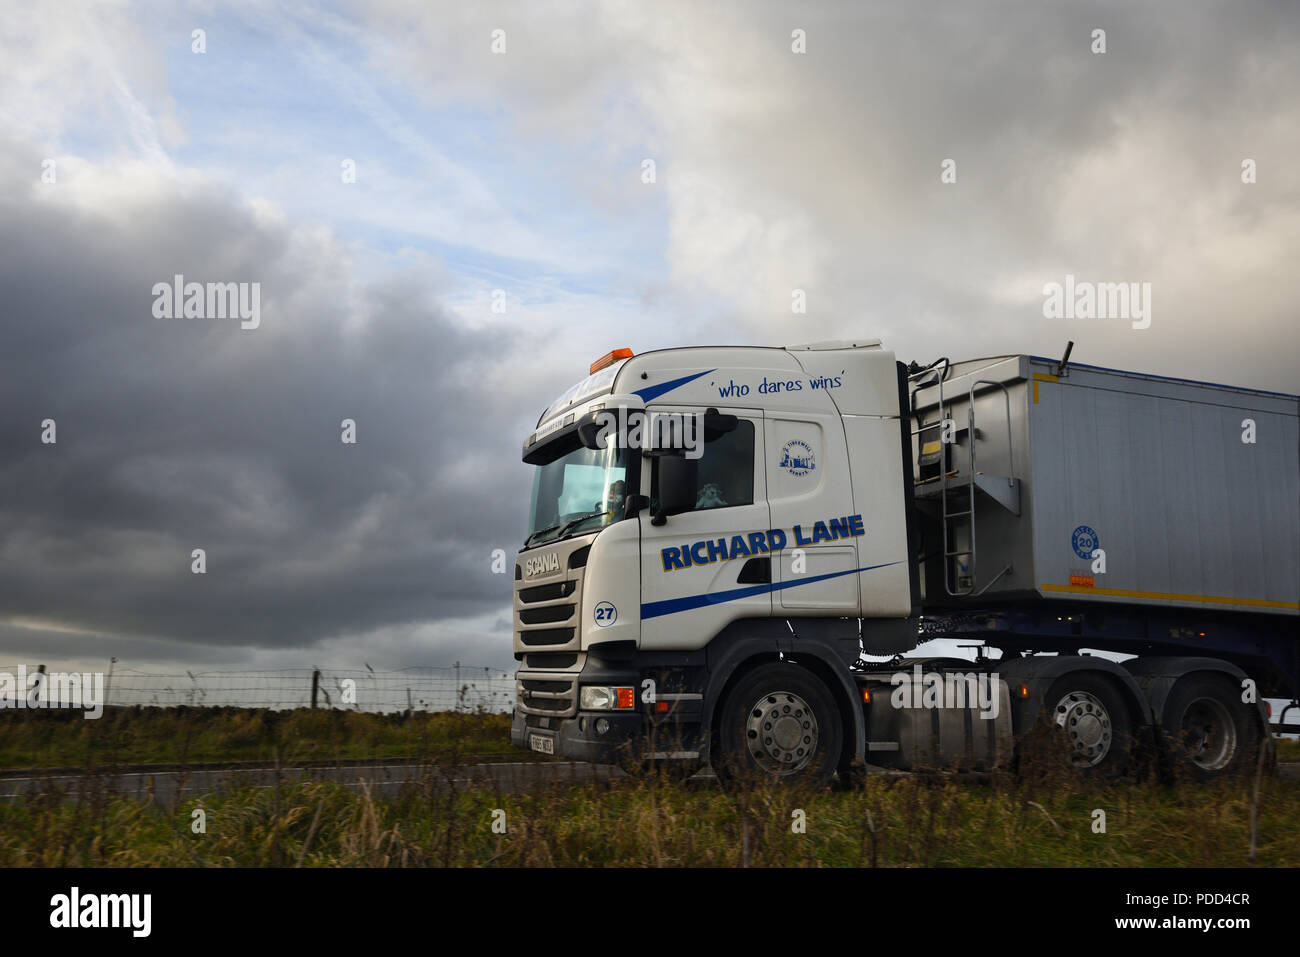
[525,439,630,547]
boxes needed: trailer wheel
[715,663,842,786]
[1161,674,1258,780]
[1043,674,1132,775]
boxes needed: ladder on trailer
[909,366,1021,597]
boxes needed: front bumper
[512,660,706,765]
[511,708,649,763]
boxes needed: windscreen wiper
[553,510,607,539]
[524,510,608,548]
[524,522,562,547]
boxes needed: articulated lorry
[510,339,1300,782]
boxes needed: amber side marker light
[591,348,634,374]
[655,701,669,713]
[861,688,872,704]
[1019,685,1030,699]
[615,687,636,710]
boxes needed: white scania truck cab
[510,340,1298,783]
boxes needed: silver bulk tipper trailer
[872,353,1300,773]
[510,341,1297,782]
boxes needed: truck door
[638,407,771,651]
[765,413,861,612]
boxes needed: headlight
[580,686,636,711]
[580,686,614,710]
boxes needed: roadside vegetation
[0,707,516,769]
[1,761,1297,867]
[1,707,1297,867]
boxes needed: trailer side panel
[1029,361,1299,615]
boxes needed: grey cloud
[4,0,1298,673]
[0,140,543,659]
[372,0,1300,391]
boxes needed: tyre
[1161,673,1259,780]
[714,663,843,786]
[1043,673,1133,776]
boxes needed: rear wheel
[1161,673,1258,780]
[714,663,843,786]
[1043,673,1132,776]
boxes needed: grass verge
[2,767,1297,867]
[0,707,515,769]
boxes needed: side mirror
[652,455,697,526]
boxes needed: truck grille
[515,571,580,652]
[517,675,577,716]
[518,604,575,625]
[519,581,575,603]
[515,537,591,702]
[522,652,579,670]
[518,627,576,646]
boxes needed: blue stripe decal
[641,561,905,620]
[633,368,716,403]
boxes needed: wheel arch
[1123,656,1269,735]
[785,650,863,772]
[996,654,1152,735]
[700,619,864,768]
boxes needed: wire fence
[0,664,516,714]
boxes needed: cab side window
[651,419,755,512]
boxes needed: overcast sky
[1,1,1297,676]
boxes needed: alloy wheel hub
[1052,691,1112,767]
[746,691,819,775]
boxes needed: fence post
[311,669,321,709]
[105,657,116,710]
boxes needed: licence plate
[529,733,555,755]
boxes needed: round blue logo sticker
[1071,525,1099,560]
[780,439,815,477]
[593,601,618,627]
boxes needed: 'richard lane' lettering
[660,516,864,573]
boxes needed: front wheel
[714,663,843,786]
